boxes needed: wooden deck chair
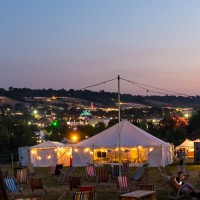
[78,186,96,200]
[85,164,96,181]
[73,191,90,200]
[48,164,63,176]
[167,176,193,199]
[103,164,112,175]
[177,164,190,178]
[112,165,120,178]
[14,167,24,178]
[131,166,149,185]
[48,165,56,175]
[121,162,129,175]
[59,166,74,183]
[158,166,171,184]
[1,168,37,200]
[97,169,111,186]
[28,163,37,176]
[16,168,28,189]
[4,178,23,197]
[137,184,154,190]
[28,177,47,196]
[69,176,82,191]
[116,175,131,195]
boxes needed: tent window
[97,151,107,158]
[97,151,101,158]
[102,152,106,158]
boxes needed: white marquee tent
[30,141,71,167]
[72,120,173,167]
[176,138,200,157]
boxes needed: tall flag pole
[118,75,121,164]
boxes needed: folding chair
[1,169,37,200]
[97,169,111,186]
[158,166,171,184]
[4,178,23,197]
[48,164,63,176]
[116,175,131,195]
[14,167,24,178]
[73,191,91,200]
[15,168,28,189]
[48,165,56,175]
[112,165,120,178]
[28,177,47,196]
[85,164,96,181]
[59,191,91,200]
[121,162,129,175]
[167,176,193,199]
[28,163,37,176]
[131,166,149,185]
[69,176,82,191]
[59,166,74,183]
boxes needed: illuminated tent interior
[30,141,71,167]
[72,120,173,167]
[176,139,200,157]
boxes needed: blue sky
[1,0,200,95]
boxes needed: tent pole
[118,75,121,164]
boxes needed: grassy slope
[3,163,200,200]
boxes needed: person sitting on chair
[176,171,200,199]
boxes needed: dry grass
[4,163,200,200]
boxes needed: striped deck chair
[59,166,74,183]
[4,178,23,197]
[97,169,111,186]
[112,165,120,178]
[59,191,91,200]
[16,168,28,189]
[49,164,63,176]
[131,166,149,185]
[28,177,47,196]
[73,191,90,200]
[48,165,56,176]
[28,163,37,176]
[116,175,131,195]
[121,162,129,175]
[69,176,82,191]
[85,164,96,181]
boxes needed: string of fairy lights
[79,75,193,97]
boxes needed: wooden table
[120,190,156,200]
[78,185,96,200]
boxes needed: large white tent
[72,120,173,167]
[30,141,71,167]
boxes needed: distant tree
[108,119,118,127]
[187,109,200,139]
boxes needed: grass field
[3,163,200,200]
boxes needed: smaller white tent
[72,120,173,167]
[176,139,200,157]
[30,141,72,167]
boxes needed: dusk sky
[1,1,200,96]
